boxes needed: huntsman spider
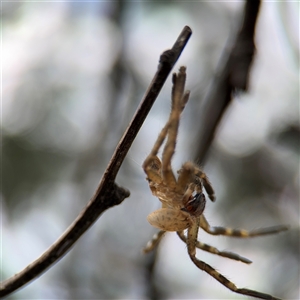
[142,66,288,300]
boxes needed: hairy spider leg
[199,215,289,237]
[143,230,166,253]
[142,110,173,180]
[161,67,189,188]
[176,162,215,202]
[176,231,252,264]
[187,219,282,300]
[144,156,163,187]
[143,68,189,188]
[180,181,197,207]
[194,168,216,202]
[176,162,201,194]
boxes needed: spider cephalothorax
[143,66,288,300]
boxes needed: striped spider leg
[142,66,288,300]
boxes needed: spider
[142,66,289,300]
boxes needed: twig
[195,0,261,163]
[0,26,192,298]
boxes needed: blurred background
[2,1,299,299]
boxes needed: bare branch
[0,26,192,298]
[195,0,261,163]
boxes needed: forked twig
[0,26,192,298]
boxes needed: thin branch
[0,26,192,298]
[195,0,261,163]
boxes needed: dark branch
[195,0,261,163]
[105,25,192,181]
[0,26,192,298]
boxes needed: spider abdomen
[147,208,193,231]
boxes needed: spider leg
[194,168,215,202]
[144,156,163,185]
[176,231,252,264]
[143,230,165,253]
[176,162,195,194]
[162,67,189,187]
[177,163,215,202]
[143,123,169,176]
[143,67,189,185]
[187,219,283,300]
[177,162,205,198]
[200,215,289,237]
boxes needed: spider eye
[182,193,206,217]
